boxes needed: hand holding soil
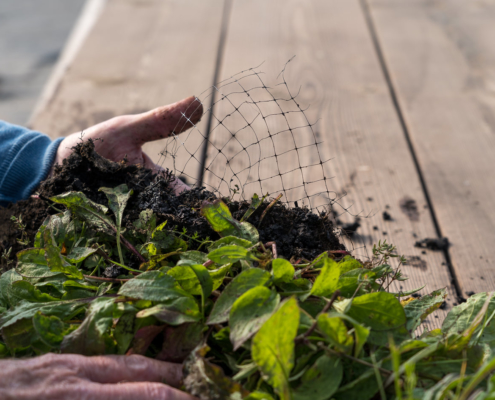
[53,96,203,195]
[0,353,197,400]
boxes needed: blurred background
[1,0,495,317]
[0,0,85,124]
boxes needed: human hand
[0,353,197,400]
[54,96,203,195]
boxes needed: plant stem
[83,275,131,283]
[258,194,283,227]
[296,290,340,342]
[265,241,277,259]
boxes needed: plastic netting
[156,58,341,213]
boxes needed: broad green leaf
[65,247,98,263]
[1,318,36,351]
[208,245,259,265]
[0,299,86,330]
[50,191,115,234]
[252,297,300,400]
[32,312,70,347]
[201,199,259,243]
[271,259,295,283]
[16,248,61,279]
[168,265,213,298]
[338,256,363,274]
[207,268,272,325]
[133,209,156,233]
[0,269,23,308]
[404,288,447,331]
[442,292,495,346]
[99,184,133,229]
[310,257,341,297]
[276,278,312,298]
[137,297,201,325]
[229,286,280,350]
[336,268,375,297]
[241,193,263,222]
[61,297,115,355]
[293,355,343,400]
[208,236,253,252]
[346,292,406,331]
[209,264,232,291]
[113,305,138,355]
[9,281,59,304]
[118,271,187,302]
[177,251,208,266]
[45,244,83,279]
[63,280,98,292]
[317,314,354,353]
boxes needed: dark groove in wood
[359,0,464,300]
[198,0,233,186]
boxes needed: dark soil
[0,140,343,267]
[414,237,449,251]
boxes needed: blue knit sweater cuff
[0,121,64,206]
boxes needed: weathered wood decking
[30,0,495,327]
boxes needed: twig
[296,290,340,342]
[265,241,278,259]
[83,275,131,283]
[203,260,215,268]
[119,235,146,263]
[258,194,283,227]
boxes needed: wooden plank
[367,0,495,296]
[204,0,457,326]
[31,0,226,185]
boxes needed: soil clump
[0,140,343,266]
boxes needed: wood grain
[203,0,456,326]
[368,0,495,296]
[31,0,226,185]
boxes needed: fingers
[132,96,204,144]
[142,152,190,195]
[85,381,198,400]
[78,354,183,387]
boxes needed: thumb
[130,96,203,144]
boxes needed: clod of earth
[414,237,449,251]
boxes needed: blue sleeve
[0,121,63,206]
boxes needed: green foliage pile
[1,184,495,399]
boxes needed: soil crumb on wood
[400,196,419,222]
[415,237,449,251]
[0,140,344,265]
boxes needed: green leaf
[293,355,343,400]
[50,192,115,234]
[99,184,133,229]
[241,193,263,222]
[207,268,272,325]
[177,251,208,266]
[338,256,363,274]
[63,280,98,292]
[1,318,36,351]
[32,312,69,348]
[229,286,280,350]
[442,292,495,345]
[404,288,447,331]
[252,297,300,400]
[209,264,232,291]
[208,236,253,252]
[244,391,275,400]
[310,257,341,297]
[34,216,51,248]
[347,292,406,330]
[0,299,86,330]
[64,247,98,263]
[317,314,354,353]
[168,265,213,299]
[45,244,83,279]
[136,297,201,325]
[201,199,259,243]
[61,297,115,355]
[0,269,23,308]
[113,305,138,355]
[16,248,61,279]
[9,281,59,304]
[208,245,259,265]
[118,271,187,302]
[272,259,295,283]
